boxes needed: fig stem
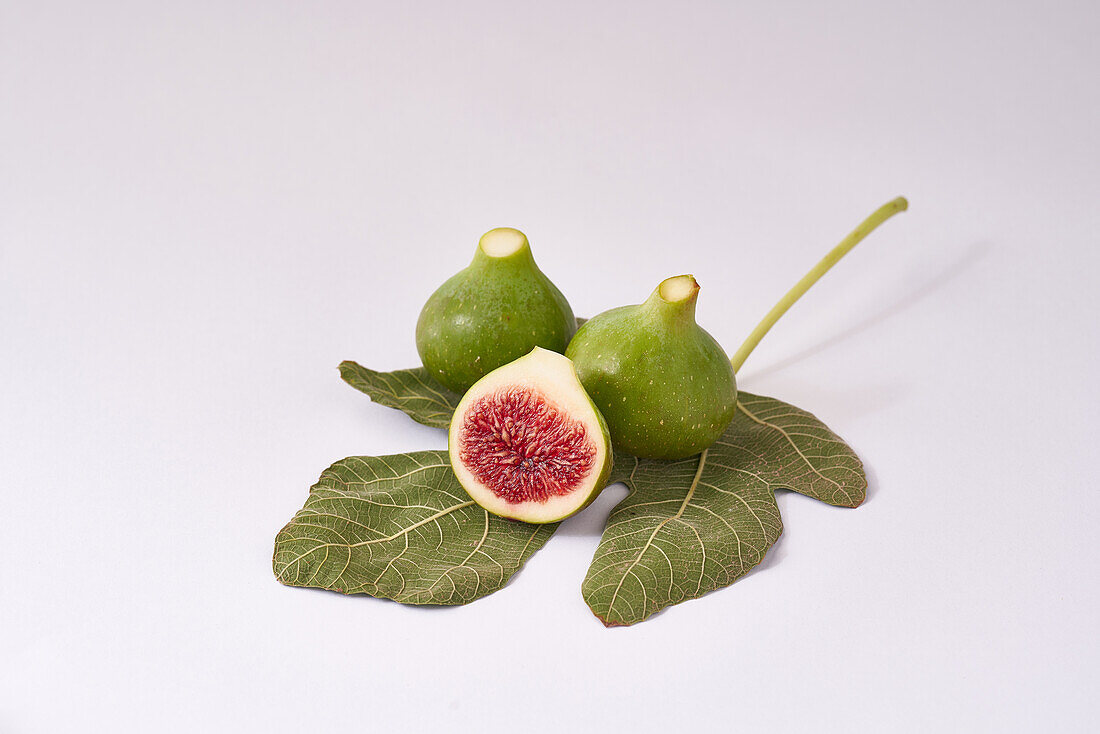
[729,196,909,373]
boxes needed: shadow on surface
[741,241,990,382]
[556,482,629,537]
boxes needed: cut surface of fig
[458,387,597,503]
[449,348,612,524]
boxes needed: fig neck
[641,274,700,332]
[470,227,537,272]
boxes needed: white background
[3,1,1098,731]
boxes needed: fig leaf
[330,362,865,625]
[337,316,584,430]
[273,452,557,604]
[587,392,865,626]
[339,362,460,430]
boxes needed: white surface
[2,1,1098,731]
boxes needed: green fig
[565,196,910,460]
[566,275,737,460]
[416,227,576,394]
[449,347,613,523]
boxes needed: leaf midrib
[604,448,710,618]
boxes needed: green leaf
[338,318,584,430]
[585,392,866,626]
[273,451,557,604]
[333,360,866,626]
[339,362,460,430]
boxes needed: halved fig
[448,347,613,523]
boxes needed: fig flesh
[449,348,612,524]
[416,228,576,394]
[565,275,737,460]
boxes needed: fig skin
[565,275,737,460]
[416,228,576,394]
[449,348,613,524]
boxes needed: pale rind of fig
[448,348,613,524]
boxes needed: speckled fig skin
[416,228,576,394]
[565,275,737,459]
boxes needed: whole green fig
[565,275,737,460]
[416,227,576,393]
